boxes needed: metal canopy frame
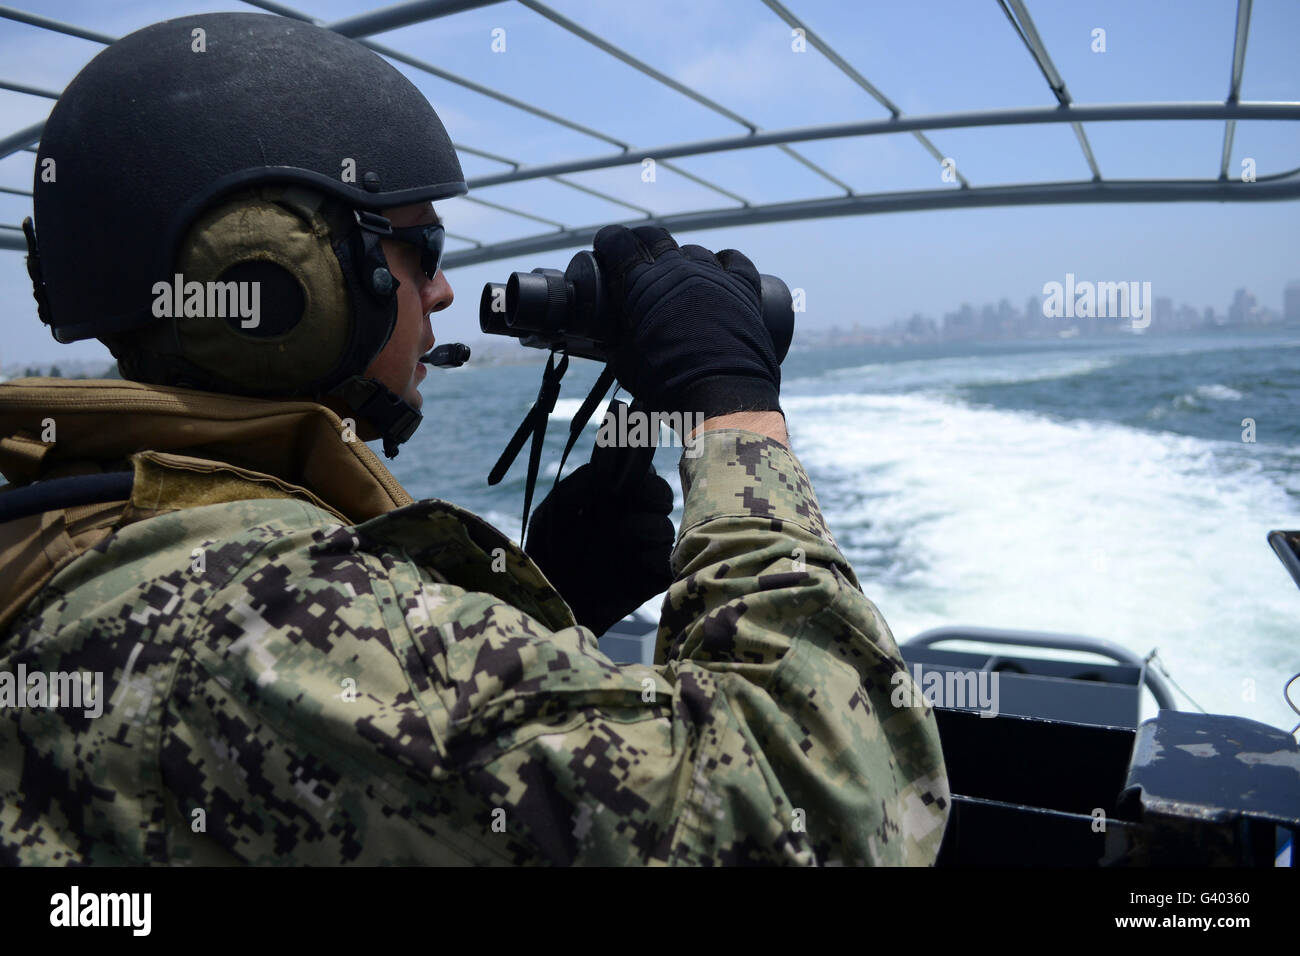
[0,0,1297,262]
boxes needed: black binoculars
[479,250,795,362]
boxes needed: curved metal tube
[904,625,1178,711]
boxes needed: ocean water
[384,328,1300,734]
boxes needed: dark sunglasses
[385,222,446,281]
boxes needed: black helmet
[24,12,467,456]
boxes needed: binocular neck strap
[554,364,618,488]
[489,357,660,543]
[488,350,570,541]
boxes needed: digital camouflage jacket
[0,378,949,865]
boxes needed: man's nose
[425,271,453,314]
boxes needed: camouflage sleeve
[163,431,947,866]
[651,428,950,863]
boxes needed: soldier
[0,12,948,865]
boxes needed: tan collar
[0,378,413,523]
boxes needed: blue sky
[1,0,1298,364]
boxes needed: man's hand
[593,224,782,421]
[525,440,675,636]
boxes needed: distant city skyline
[796,278,1300,348]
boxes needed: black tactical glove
[525,437,675,635]
[592,224,782,419]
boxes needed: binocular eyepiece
[480,250,795,363]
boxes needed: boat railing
[903,625,1178,711]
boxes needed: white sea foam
[549,397,613,423]
[782,390,1300,732]
[1193,383,1243,401]
[1158,383,1246,415]
[791,351,1120,392]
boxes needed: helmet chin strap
[327,375,422,459]
[324,209,423,459]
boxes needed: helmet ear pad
[157,186,398,398]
